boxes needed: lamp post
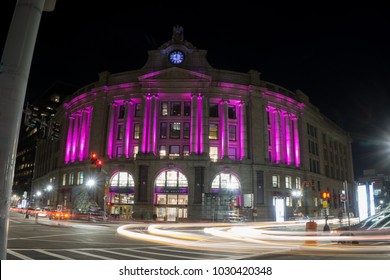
[86,179,96,211]
[45,184,53,207]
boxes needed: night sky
[2,2,390,178]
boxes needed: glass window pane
[170,102,181,116]
[161,102,168,116]
[209,123,218,140]
[184,102,191,116]
[168,195,177,205]
[170,122,181,139]
[209,103,219,118]
[178,195,188,205]
[157,194,167,204]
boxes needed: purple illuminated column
[124,100,132,158]
[292,117,301,167]
[106,102,116,159]
[280,110,286,164]
[65,116,74,164]
[285,113,292,165]
[78,110,88,161]
[197,94,203,154]
[239,101,247,160]
[71,114,80,162]
[190,93,198,154]
[221,100,229,159]
[149,95,158,155]
[142,94,151,154]
[273,109,280,163]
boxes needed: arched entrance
[154,169,188,221]
[205,172,242,221]
[107,171,135,219]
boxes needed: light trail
[117,221,390,256]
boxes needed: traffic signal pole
[0,0,56,260]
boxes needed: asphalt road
[5,210,390,260]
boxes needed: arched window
[110,172,135,187]
[155,170,188,188]
[211,173,240,190]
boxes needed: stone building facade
[32,27,354,221]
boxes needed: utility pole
[0,0,56,260]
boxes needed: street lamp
[45,185,53,207]
[292,190,303,216]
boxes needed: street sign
[340,194,347,202]
[57,205,62,212]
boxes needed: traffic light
[96,159,103,172]
[90,153,98,164]
[105,201,111,207]
[50,121,61,140]
[24,103,41,128]
[38,117,48,139]
[321,191,330,200]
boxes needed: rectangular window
[161,102,168,116]
[160,122,167,139]
[209,103,219,118]
[285,176,292,189]
[159,145,167,157]
[118,105,126,119]
[229,125,236,141]
[169,145,180,157]
[295,177,301,189]
[169,122,181,139]
[184,102,191,116]
[209,123,219,140]
[272,175,279,188]
[183,122,190,139]
[133,124,140,139]
[69,173,75,185]
[170,102,181,116]
[156,194,167,205]
[228,105,236,119]
[117,124,124,140]
[209,146,218,162]
[62,174,67,186]
[134,103,142,117]
[133,146,139,158]
[183,145,190,156]
[77,171,84,185]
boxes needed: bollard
[305,220,318,245]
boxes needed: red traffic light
[96,160,102,166]
[90,153,98,164]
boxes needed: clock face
[169,50,185,64]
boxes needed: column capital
[143,93,158,100]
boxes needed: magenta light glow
[125,102,132,158]
[285,114,292,165]
[197,95,203,154]
[239,102,245,160]
[71,114,79,162]
[107,104,116,159]
[65,116,73,163]
[152,97,158,155]
[293,118,300,167]
[273,110,280,163]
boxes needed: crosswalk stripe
[33,249,73,260]
[93,249,154,260]
[66,249,114,260]
[7,250,33,260]
[151,246,235,258]
[122,248,199,259]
